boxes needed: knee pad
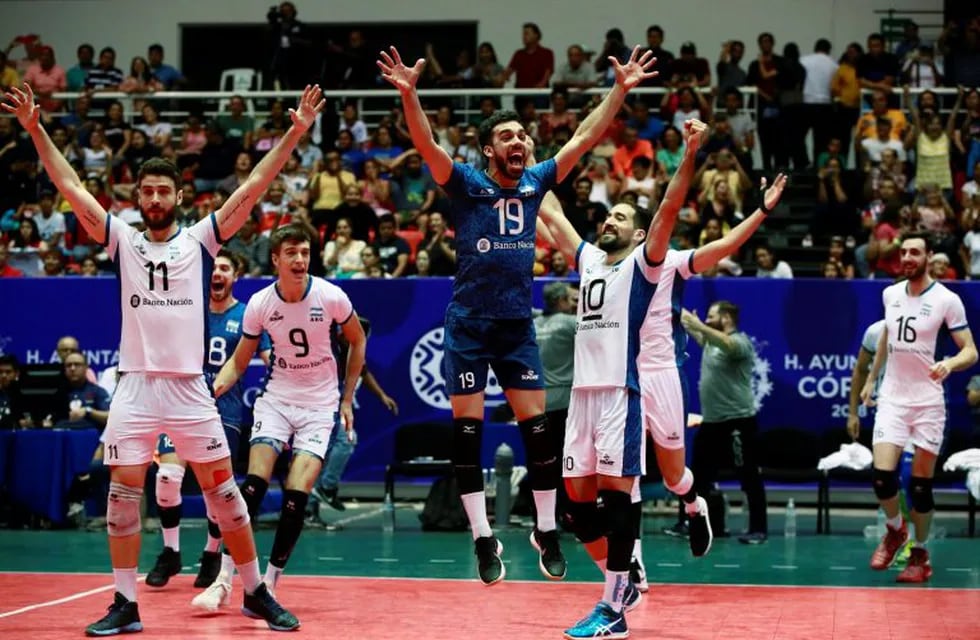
[872,467,900,501]
[665,467,694,497]
[519,414,560,491]
[203,477,251,533]
[106,482,143,537]
[452,418,484,495]
[598,489,634,572]
[281,489,309,523]
[909,476,935,513]
[239,474,270,521]
[564,499,603,544]
[155,462,185,509]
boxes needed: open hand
[378,46,426,93]
[761,173,788,212]
[288,84,325,131]
[1,83,41,132]
[612,46,658,91]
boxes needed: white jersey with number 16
[879,281,969,407]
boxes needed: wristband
[760,200,773,215]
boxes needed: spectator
[962,160,980,210]
[816,136,845,170]
[548,251,577,279]
[192,125,239,192]
[174,112,207,168]
[867,205,905,279]
[863,147,907,201]
[579,156,615,207]
[699,180,741,235]
[255,99,289,154]
[857,33,899,90]
[465,42,505,89]
[329,28,376,89]
[392,152,437,229]
[821,261,845,278]
[911,184,955,235]
[800,38,837,163]
[310,151,357,231]
[859,118,906,166]
[119,56,163,102]
[928,252,956,280]
[256,179,297,234]
[136,103,173,150]
[146,43,185,89]
[618,156,658,209]
[85,46,123,92]
[640,25,674,86]
[33,189,66,250]
[552,44,595,100]
[563,177,608,241]
[895,21,923,61]
[626,100,665,145]
[57,351,110,429]
[334,129,364,175]
[215,95,254,151]
[595,28,631,86]
[174,181,202,228]
[431,105,460,156]
[942,20,980,88]
[503,22,554,103]
[778,42,808,170]
[79,255,100,276]
[358,158,392,214]
[354,245,389,279]
[266,1,311,89]
[816,156,857,237]
[332,183,377,241]
[421,211,456,276]
[4,34,41,77]
[826,235,855,278]
[961,208,980,279]
[657,125,686,178]
[698,114,746,168]
[746,32,783,172]
[753,244,793,278]
[23,45,66,113]
[0,51,19,91]
[41,249,65,277]
[716,40,747,95]
[720,88,755,158]
[902,45,944,88]
[831,42,863,155]
[670,41,711,88]
[339,101,369,147]
[411,248,433,277]
[294,131,321,172]
[611,126,654,178]
[906,111,954,195]
[372,214,409,277]
[661,86,711,131]
[65,43,94,92]
[226,214,270,276]
[364,125,404,175]
[0,354,26,428]
[540,90,578,139]
[454,125,482,168]
[280,153,310,206]
[216,151,253,195]
[323,217,366,278]
[7,217,46,276]
[696,149,752,210]
[0,244,23,278]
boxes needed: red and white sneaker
[896,547,933,583]
[870,521,909,570]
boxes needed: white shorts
[564,387,645,478]
[639,367,686,450]
[872,401,946,456]
[103,373,228,466]
[251,395,337,460]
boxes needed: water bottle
[863,508,886,538]
[784,498,797,538]
[494,443,514,527]
[381,491,394,533]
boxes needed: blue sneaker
[623,581,642,612]
[563,602,628,639]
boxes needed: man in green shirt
[681,300,769,544]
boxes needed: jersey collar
[905,279,936,297]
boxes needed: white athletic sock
[237,558,261,594]
[914,538,928,549]
[162,526,180,552]
[602,570,629,613]
[886,513,903,529]
[532,489,557,532]
[264,564,284,589]
[220,553,236,581]
[114,567,138,602]
[461,491,492,540]
[632,538,643,563]
[204,532,221,553]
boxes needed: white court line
[829,566,856,571]
[429,559,456,564]
[318,556,344,561]
[713,564,740,569]
[946,568,974,572]
[0,576,145,619]
[656,562,682,568]
[772,565,798,570]
[372,558,398,563]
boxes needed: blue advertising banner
[2,277,979,481]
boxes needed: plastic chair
[383,422,455,527]
[217,68,262,119]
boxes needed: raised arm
[213,335,259,398]
[378,47,453,184]
[3,84,109,242]
[692,173,786,273]
[645,119,707,265]
[538,191,583,266]
[214,85,324,241]
[554,46,657,182]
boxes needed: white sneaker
[629,556,649,593]
[192,573,232,612]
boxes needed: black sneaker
[662,521,689,538]
[687,496,714,557]
[241,582,300,631]
[738,531,768,545]
[85,592,142,636]
[145,547,182,587]
[194,551,222,588]
[474,535,505,585]
[529,529,566,580]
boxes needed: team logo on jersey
[130,295,141,308]
[310,307,325,322]
[476,238,491,253]
[278,357,287,368]
[225,320,240,333]
[409,327,505,410]
[168,245,181,260]
[269,310,284,322]
[135,242,147,256]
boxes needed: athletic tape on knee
[519,414,560,491]
[203,477,250,533]
[565,499,603,544]
[599,489,634,572]
[665,467,694,497]
[452,418,484,494]
[909,476,935,513]
[872,467,900,501]
[106,482,143,537]
[239,474,270,520]
[155,462,185,508]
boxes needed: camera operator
[267,2,312,90]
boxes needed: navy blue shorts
[442,314,544,396]
[157,426,241,461]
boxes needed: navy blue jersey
[206,301,271,429]
[442,159,557,319]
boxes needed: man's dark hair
[148,44,164,55]
[815,38,832,53]
[900,230,933,252]
[377,213,397,228]
[575,177,594,189]
[758,32,774,44]
[478,110,521,148]
[631,156,653,170]
[523,22,541,39]
[876,117,892,128]
[622,203,652,233]
[868,33,884,43]
[724,87,743,102]
[647,25,664,37]
[217,248,244,273]
[0,354,20,371]
[606,28,624,43]
[136,158,181,188]
[270,223,312,254]
[77,43,94,56]
[99,46,115,58]
[712,300,740,325]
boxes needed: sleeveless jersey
[572,242,661,391]
[105,215,222,375]
[243,277,353,409]
[441,159,557,319]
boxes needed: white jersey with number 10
[879,281,969,407]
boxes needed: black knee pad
[281,489,309,522]
[598,489,633,572]
[452,418,484,495]
[519,414,560,491]
[909,476,935,513]
[239,474,270,520]
[158,505,182,529]
[872,467,899,501]
[564,499,603,544]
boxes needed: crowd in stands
[2,9,980,280]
